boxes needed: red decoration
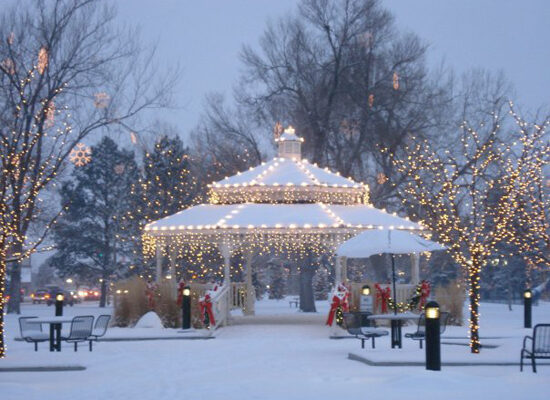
[375,283,391,313]
[145,281,157,310]
[419,280,431,310]
[326,283,349,326]
[199,293,215,327]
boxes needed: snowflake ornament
[70,143,92,167]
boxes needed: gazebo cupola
[276,126,304,160]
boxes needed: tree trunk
[99,278,107,308]
[299,252,317,312]
[469,264,481,353]
[7,243,23,314]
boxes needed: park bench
[520,324,550,373]
[289,297,299,308]
[404,311,450,349]
[343,312,389,349]
[88,314,111,350]
[19,317,49,351]
[61,315,94,351]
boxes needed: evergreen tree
[313,266,331,300]
[269,264,286,300]
[140,135,198,222]
[49,137,140,307]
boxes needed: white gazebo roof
[145,203,421,235]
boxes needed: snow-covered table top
[31,316,75,324]
[367,312,419,320]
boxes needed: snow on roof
[145,203,421,232]
[212,158,360,188]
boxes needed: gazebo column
[219,243,232,286]
[168,246,177,292]
[219,243,233,326]
[411,253,420,285]
[334,256,345,286]
[244,250,255,316]
[155,243,163,283]
[341,256,348,284]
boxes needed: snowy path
[1,299,549,400]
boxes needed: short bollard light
[360,284,373,315]
[181,286,191,330]
[425,301,441,371]
[524,289,532,329]
[55,293,64,316]
[361,285,371,296]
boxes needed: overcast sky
[117,0,550,138]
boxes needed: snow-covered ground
[1,298,549,400]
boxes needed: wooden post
[155,244,163,283]
[411,253,420,285]
[244,250,255,316]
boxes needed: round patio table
[31,316,74,352]
[367,312,419,349]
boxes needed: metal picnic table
[31,316,74,352]
[367,312,419,349]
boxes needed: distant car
[45,289,80,306]
[31,289,51,304]
[86,288,101,301]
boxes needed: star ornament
[69,143,92,167]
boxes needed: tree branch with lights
[0,0,176,358]
[389,109,542,353]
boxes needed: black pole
[524,289,532,329]
[181,286,191,330]
[54,292,64,351]
[425,301,441,371]
[391,255,397,315]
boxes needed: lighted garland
[382,281,431,313]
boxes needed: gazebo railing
[230,282,247,311]
[210,284,230,329]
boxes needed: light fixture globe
[361,285,371,296]
[425,301,439,319]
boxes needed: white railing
[209,284,230,329]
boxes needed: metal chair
[521,324,550,373]
[88,314,111,349]
[61,315,94,351]
[343,312,389,349]
[405,311,450,348]
[19,317,48,351]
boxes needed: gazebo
[143,127,422,322]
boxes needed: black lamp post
[181,286,191,330]
[524,289,532,329]
[425,301,441,371]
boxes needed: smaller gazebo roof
[211,158,361,188]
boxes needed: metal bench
[289,297,299,308]
[343,312,389,349]
[61,315,94,351]
[19,317,49,351]
[521,324,550,373]
[88,314,111,350]
[404,311,450,349]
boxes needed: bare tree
[0,0,176,357]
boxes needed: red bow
[326,293,349,326]
[199,294,216,327]
[375,283,391,313]
[419,281,431,309]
